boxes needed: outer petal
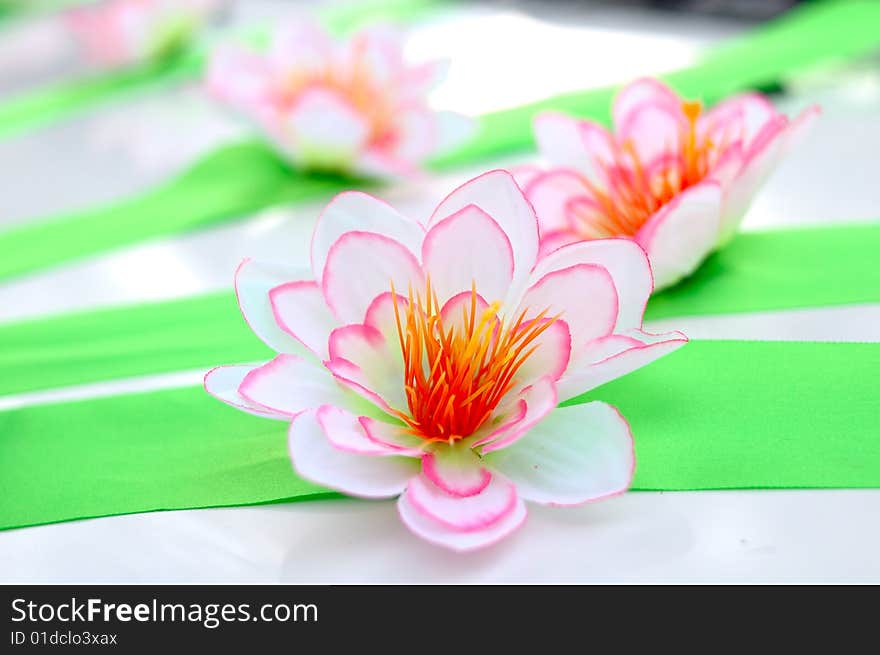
[239,354,349,416]
[636,181,723,291]
[289,410,419,499]
[699,92,776,150]
[612,77,682,134]
[533,113,615,185]
[422,444,492,497]
[204,365,288,420]
[422,204,514,306]
[269,280,337,358]
[397,478,527,552]
[720,105,819,243]
[428,170,540,305]
[531,238,653,333]
[321,231,424,324]
[235,258,312,357]
[555,329,687,401]
[311,190,425,283]
[486,401,634,506]
[285,88,369,169]
[518,263,619,353]
[405,473,517,530]
[524,168,593,236]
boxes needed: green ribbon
[0,0,442,138]
[2,340,878,531]
[2,0,880,283]
[1,223,877,398]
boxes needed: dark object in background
[641,0,800,19]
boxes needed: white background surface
[0,1,878,583]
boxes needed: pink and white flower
[205,20,474,178]
[66,0,222,67]
[205,170,686,551]
[524,78,820,290]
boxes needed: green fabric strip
[1,223,877,398]
[1,0,880,283]
[2,340,878,531]
[0,0,442,138]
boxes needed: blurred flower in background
[206,19,474,178]
[65,0,225,67]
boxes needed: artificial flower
[66,0,222,67]
[205,170,686,551]
[205,20,474,178]
[524,78,820,290]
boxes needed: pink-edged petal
[531,238,653,333]
[311,190,424,282]
[618,99,687,164]
[518,263,619,352]
[555,329,687,401]
[322,230,424,324]
[316,405,416,456]
[720,105,819,243]
[428,170,539,304]
[636,181,722,291]
[422,204,514,306]
[513,318,571,386]
[238,354,348,417]
[269,280,337,358]
[392,106,436,162]
[397,481,526,552]
[359,416,426,454]
[533,113,616,185]
[700,92,776,150]
[487,401,634,506]
[537,230,581,258]
[289,410,419,499]
[353,150,415,179]
[612,77,681,133]
[285,88,369,169]
[205,46,272,110]
[508,164,543,190]
[524,168,593,236]
[422,444,491,497]
[203,365,288,420]
[234,258,312,357]
[364,291,410,341]
[326,323,406,412]
[477,377,558,454]
[405,472,517,531]
[438,290,491,327]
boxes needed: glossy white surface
[0,1,878,583]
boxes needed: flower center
[390,280,556,443]
[575,99,724,238]
[274,35,397,147]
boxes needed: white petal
[269,280,337,359]
[239,354,349,416]
[203,365,288,420]
[636,182,722,291]
[289,410,419,499]
[311,190,424,283]
[486,401,634,506]
[422,204,514,306]
[234,258,312,357]
[397,479,527,552]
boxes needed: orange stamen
[574,98,718,239]
[390,279,557,443]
